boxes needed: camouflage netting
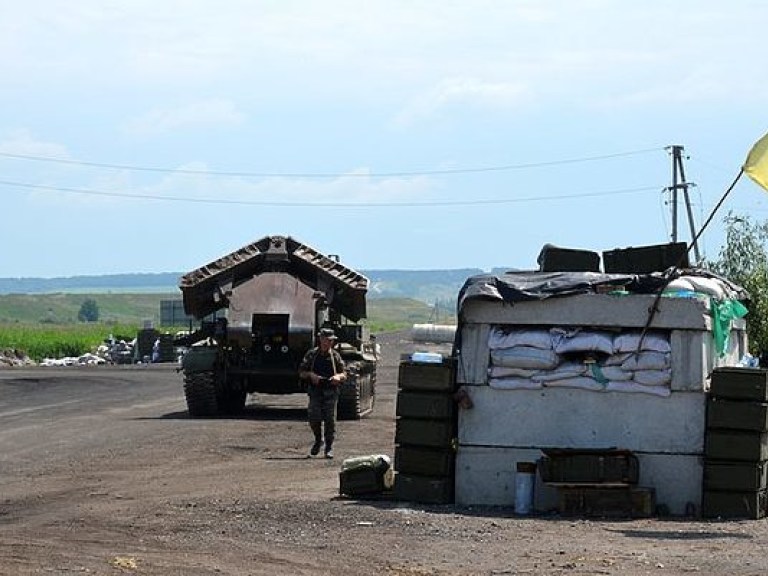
[0,348,35,367]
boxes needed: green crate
[558,486,655,518]
[396,391,455,420]
[702,489,767,519]
[539,449,639,485]
[707,397,768,432]
[395,418,454,449]
[395,445,455,477]
[705,430,768,462]
[398,361,455,392]
[711,368,768,402]
[704,460,768,492]
[394,473,453,504]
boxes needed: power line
[0,178,663,207]
[0,148,663,178]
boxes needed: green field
[0,293,176,325]
[0,293,456,361]
[0,322,141,362]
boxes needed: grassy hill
[0,269,491,307]
[0,293,455,332]
[0,293,170,325]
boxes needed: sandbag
[551,328,614,355]
[488,328,553,350]
[490,346,560,370]
[339,455,394,497]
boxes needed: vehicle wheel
[337,375,362,420]
[183,371,219,417]
[219,389,247,415]
[338,372,375,420]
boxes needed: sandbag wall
[703,367,768,519]
[393,358,456,504]
[488,327,674,397]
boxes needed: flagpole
[638,133,764,352]
[687,168,745,255]
[636,167,745,355]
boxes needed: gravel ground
[2,331,768,575]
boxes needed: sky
[2,1,768,278]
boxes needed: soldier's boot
[309,422,323,456]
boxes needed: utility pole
[666,145,701,265]
[428,298,440,324]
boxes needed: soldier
[299,328,347,458]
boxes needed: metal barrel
[410,323,457,344]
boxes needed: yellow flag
[744,131,768,191]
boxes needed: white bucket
[514,461,536,515]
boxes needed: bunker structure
[446,245,754,516]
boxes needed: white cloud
[147,167,437,206]
[0,130,70,158]
[2,1,765,109]
[123,99,245,137]
[394,77,531,127]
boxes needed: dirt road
[2,332,768,575]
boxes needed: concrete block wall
[453,294,747,514]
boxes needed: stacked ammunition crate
[703,367,768,519]
[539,448,655,518]
[158,333,176,362]
[136,328,159,361]
[393,358,456,504]
[602,241,689,274]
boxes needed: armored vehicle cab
[177,235,377,419]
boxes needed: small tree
[77,298,100,322]
[708,212,768,354]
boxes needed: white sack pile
[488,327,672,397]
[0,348,35,367]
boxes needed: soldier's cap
[318,328,338,340]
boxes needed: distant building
[160,298,221,327]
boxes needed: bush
[78,299,100,322]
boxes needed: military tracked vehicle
[176,235,377,419]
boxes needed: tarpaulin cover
[457,269,749,315]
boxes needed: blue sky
[2,1,768,278]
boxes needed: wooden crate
[398,361,455,392]
[707,397,768,432]
[705,430,768,462]
[396,390,455,420]
[702,489,767,520]
[394,473,453,505]
[710,368,768,402]
[539,449,639,485]
[395,418,454,449]
[602,242,688,274]
[537,245,601,273]
[395,445,455,477]
[704,460,768,492]
[558,486,655,518]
